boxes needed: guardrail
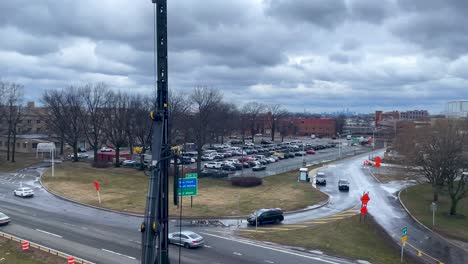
[0,231,95,264]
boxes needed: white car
[266,157,276,163]
[204,162,222,169]
[122,160,137,167]
[100,147,113,152]
[0,212,10,225]
[14,187,34,197]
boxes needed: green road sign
[178,178,198,196]
[185,173,198,179]
[402,226,407,237]
[352,137,359,143]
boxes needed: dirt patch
[0,236,65,264]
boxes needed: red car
[238,157,255,163]
[306,150,316,155]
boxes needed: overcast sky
[1,0,467,114]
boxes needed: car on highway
[122,160,137,167]
[100,147,113,152]
[204,162,222,169]
[0,212,10,225]
[316,172,326,185]
[338,179,350,191]
[252,165,266,171]
[247,208,284,225]
[14,187,34,198]
[168,231,204,248]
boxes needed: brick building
[400,110,429,120]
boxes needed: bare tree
[168,90,191,145]
[3,83,24,162]
[103,91,131,167]
[241,102,266,143]
[42,87,84,162]
[335,114,346,135]
[79,83,108,162]
[189,87,222,173]
[266,104,287,142]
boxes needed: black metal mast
[141,0,169,263]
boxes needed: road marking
[129,240,141,244]
[319,217,345,220]
[264,260,274,264]
[80,227,88,230]
[35,229,62,238]
[203,245,212,248]
[201,232,341,264]
[238,230,266,233]
[282,225,307,228]
[304,221,328,224]
[233,252,243,256]
[256,227,291,231]
[334,213,357,217]
[102,249,136,260]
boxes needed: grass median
[0,152,41,172]
[0,237,64,264]
[241,215,417,264]
[400,183,468,242]
[42,162,327,217]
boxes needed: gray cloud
[0,0,467,113]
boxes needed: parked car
[338,179,350,191]
[221,164,236,171]
[252,165,267,171]
[199,169,228,178]
[238,157,255,163]
[168,231,204,248]
[316,172,326,185]
[284,152,295,158]
[14,187,34,197]
[100,147,113,152]
[247,208,284,225]
[0,212,10,225]
[122,160,137,167]
[204,162,222,169]
[242,162,251,168]
[306,150,316,155]
[232,163,243,170]
[201,155,214,161]
[266,157,276,163]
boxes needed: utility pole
[141,1,170,264]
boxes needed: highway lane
[0,168,355,264]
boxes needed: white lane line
[203,245,212,248]
[101,249,136,260]
[201,232,341,264]
[233,252,243,256]
[35,229,62,238]
[129,240,142,244]
[265,260,274,264]
[80,227,88,230]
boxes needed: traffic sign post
[431,202,437,226]
[401,226,407,263]
[179,173,198,209]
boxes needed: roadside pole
[401,242,404,263]
[431,202,437,226]
[401,226,407,263]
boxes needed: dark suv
[247,208,284,225]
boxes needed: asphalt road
[0,166,356,264]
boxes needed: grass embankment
[0,237,64,264]
[42,162,327,217]
[0,152,41,172]
[242,215,417,264]
[400,183,468,242]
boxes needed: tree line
[0,81,24,163]
[37,84,288,170]
[396,119,468,216]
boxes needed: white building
[445,100,468,118]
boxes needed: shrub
[92,161,111,168]
[231,176,262,187]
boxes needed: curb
[0,231,95,264]
[398,187,468,253]
[39,176,331,220]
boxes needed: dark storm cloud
[392,0,468,57]
[265,0,348,29]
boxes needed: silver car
[168,231,204,248]
[0,212,10,225]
